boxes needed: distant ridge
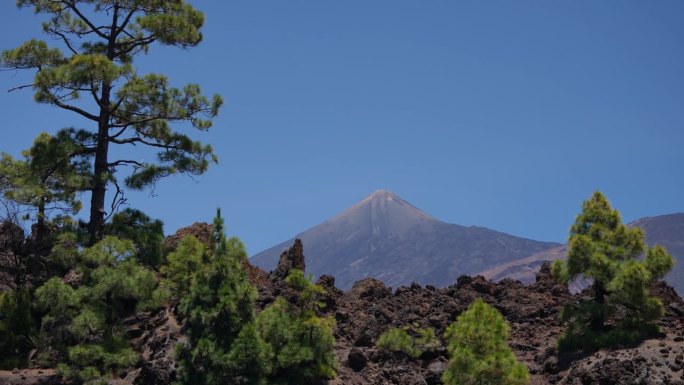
[250,190,560,289]
[480,213,684,295]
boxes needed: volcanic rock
[269,239,306,281]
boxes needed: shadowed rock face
[269,238,306,281]
[481,213,684,296]
[250,190,559,290]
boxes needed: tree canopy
[552,191,674,351]
[2,0,223,242]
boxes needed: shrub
[34,236,166,383]
[256,270,337,384]
[442,298,529,385]
[377,328,420,358]
[376,326,439,358]
[0,288,34,369]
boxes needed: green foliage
[47,230,81,274]
[177,210,267,385]
[0,130,92,230]
[377,328,420,358]
[552,192,675,352]
[416,327,440,353]
[161,235,205,300]
[0,288,34,369]
[105,208,164,268]
[377,325,440,359]
[257,270,337,384]
[442,298,529,385]
[34,236,166,383]
[2,0,223,242]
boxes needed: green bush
[105,209,164,268]
[160,235,205,300]
[0,288,34,369]
[35,236,166,383]
[442,298,529,385]
[376,326,438,358]
[377,328,420,358]
[257,270,337,384]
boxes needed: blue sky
[1,1,683,255]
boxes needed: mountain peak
[368,189,396,199]
[345,190,436,226]
[251,191,560,289]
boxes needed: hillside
[250,190,559,289]
[8,239,684,385]
[481,213,684,295]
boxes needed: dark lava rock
[270,239,306,281]
[164,222,213,252]
[348,347,368,372]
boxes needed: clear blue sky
[1,1,683,255]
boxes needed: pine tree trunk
[592,280,605,332]
[88,22,117,245]
[88,122,109,245]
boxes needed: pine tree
[2,1,223,243]
[551,191,675,351]
[256,269,337,385]
[104,208,164,268]
[0,129,92,243]
[177,210,267,385]
[442,298,529,385]
[161,234,205,300]
[34,236,166,383]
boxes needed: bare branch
[65,1,109,40]
[116,8,136,36]
[109,126,128,139]
[89,79,101,105]
[8,84,34,92]
[48,27,79,55]
[51,99,99,121]
[105,179,127,221]
[108,159,143,167]
[116,35,157,56]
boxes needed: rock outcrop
[163,222,213,252]
[269,238,306,281]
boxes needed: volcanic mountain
[250,190,560,289]
[480,213,684,295]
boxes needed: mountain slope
[250,190,559,289]
[480,213,684,295]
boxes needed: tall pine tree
[2,1,222,243]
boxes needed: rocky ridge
[2,234,683,385]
